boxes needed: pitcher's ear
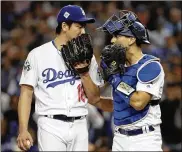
[62,22,69,32]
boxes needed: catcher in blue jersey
[90,10,165,151]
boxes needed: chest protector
[113,55,159,126]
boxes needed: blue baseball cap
[57,5,95,23]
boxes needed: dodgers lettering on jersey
[19,41,103,116]
[42,68,80,87]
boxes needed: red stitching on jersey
[77,84,85,102]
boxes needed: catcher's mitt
[61,34,93,75]
[100,44,126,82]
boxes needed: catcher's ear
[62,22,69,32]
[129,37,136,46]
[111,37,117,43]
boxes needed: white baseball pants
[112,125,162,151]
[37,116,88,151]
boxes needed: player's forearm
[18,100,32,132]
[80,73,100,104]
[130,91,151,111]
[18,85,33,132]
[91,97,113,112]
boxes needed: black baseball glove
[100,44,126,82]
[61,34,93,75]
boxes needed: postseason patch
[116,82,135,96]
[23,60,32,72]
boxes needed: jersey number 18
[77,84,86,102]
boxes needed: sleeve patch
[23,60,32,72]
[137,61,161,83]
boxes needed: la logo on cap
[80,8,85,15]
[64,12,70,18]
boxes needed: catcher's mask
[97,10,150,44]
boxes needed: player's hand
[100,44,126,82]
[74,60,90,75]
[17,130,33,151]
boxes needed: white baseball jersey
[19,41,103,117]
[116,56,165,130]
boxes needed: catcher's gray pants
[37,115,88,151]
[112,125,162,151]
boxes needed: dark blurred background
[1,1,181,152]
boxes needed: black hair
[56,21,87,34]
[55,21,73,34]
[55,23,62,34]
[135,39,142,47]
[113,31,142,47]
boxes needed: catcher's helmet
[97,10,150,44]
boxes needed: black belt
[150,99,160,106]
[45,114,85,122]
[117,125,155,136]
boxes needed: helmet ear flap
[128,21,150,44]
[145,28,150,43]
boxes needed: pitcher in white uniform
[17,5,103,151]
